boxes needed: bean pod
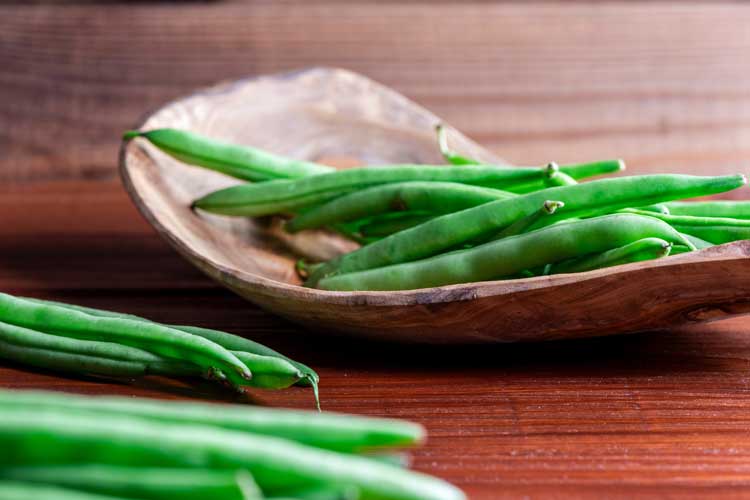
[317,214,691,291]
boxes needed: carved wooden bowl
[119,67,750,343]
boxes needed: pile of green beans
[0,389,463,500]
[0,294,319,406]
[124,128,750,291]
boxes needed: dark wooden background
[3,2,750,498]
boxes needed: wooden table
[4,2,750,498]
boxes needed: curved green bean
[0,390,424,453]
[286,182,515,232]
[0,410,462,500]
[124,129,334,181]
[0,294,251,388]
[0,466,260,500]
[317,214,690,291]
[308,174,745,285]
[664,200,750,219]
[546,237,672,275]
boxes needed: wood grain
[4,180,750,498]
[4,2,750,497]
[3,2,750,183]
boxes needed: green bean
[359,213,434,238]
[0,294,251,388]
[546,237,672,275]
[675,225,750,245]
[0,481,134,500]
[195,161,622,218]
[331,223,368,244]
[637,204,670,214]
[0,320,170,365]
[317,214,691,291]
[549,172,578,187]
[543,163,578,188]
[670,244,693,255]
[503,159,624,194]
[0,321,197,378]
[194,166,557,217]
[296,259,315,280]
[664,200,750,219]
[1,319,299,390]
[435,124,624,186]
[0,390,424,453]
[171,325,319,392]
[558,159,625,180]
[491,200,564,240]
[232,351,302,390]
[435,124,479,166]
[308,174,745,285]
[449,155,623,187]
[680,232,714,249]
[619,208,750,244]
[123,129,334,181]
[0,410,462,500]
[620,208,750,227]
[0,466,260,500]
[286,182,515,232]
[21,297,149,322]
[366,453,411,469]
[23,298,314,392]
[286,164,622,233]
[0,339,165,378]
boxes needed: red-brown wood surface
[5,182,750,500]
[4,2,750,498]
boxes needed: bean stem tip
[122,130,141,141]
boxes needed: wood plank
[2,3,750,182]
[4,179,750,498]
[0,181,213,290]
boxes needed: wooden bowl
[120,67,750,343]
